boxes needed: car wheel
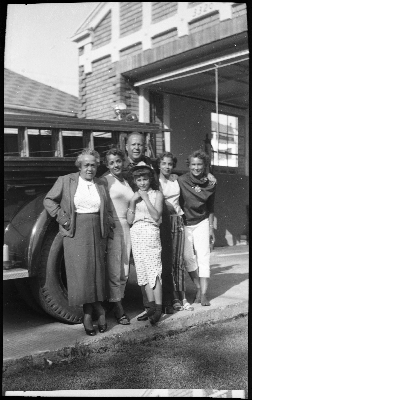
[30,226,83,324]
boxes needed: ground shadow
[3,281,57,331]
[175,263,248,305]
[209,264,249,301]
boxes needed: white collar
[79,176,95,186]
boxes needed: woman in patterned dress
[101,147,134,325]
[127,162,164,324]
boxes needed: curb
[3,300,248,376]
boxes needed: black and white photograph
[5,1,400,399]
[3,2,249,397]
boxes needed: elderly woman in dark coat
[44,148,115,336]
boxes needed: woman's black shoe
[85,328,96,336]
[149,313,161,325]
[115,313,130,325]
[163,305,174,314]
[149,306,163,325]
[98,323,108,333]
[137,314,149,321]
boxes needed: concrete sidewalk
[3,245,249,375]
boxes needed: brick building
[72,2,249,246]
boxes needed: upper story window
[211,112,239,169]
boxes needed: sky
[5,3,99,97]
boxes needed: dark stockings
[83,303,94,330]
[92,301,106,325]
[113,301,125,319]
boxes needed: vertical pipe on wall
[163,94,171,152]
[215,65,219,167]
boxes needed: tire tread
[30,224,83,324]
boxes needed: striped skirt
[160,213,186,292]
[170,215,186,292]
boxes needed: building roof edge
[72,2,107,38]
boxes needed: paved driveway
[3,245,249,364]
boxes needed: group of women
[43,141,216,336]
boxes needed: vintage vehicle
[3,113,164,323]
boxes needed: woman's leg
[188,270,201,303]
[192,219,211,306]
[108,221,129,321]
[92,301,106,326]
[83,303,94,331]
[153,276,162,304]
[145,282,155,302]
[150,277,163,324]
[143,284,156,318]
[181,290,194,311]
[200,278,210,306]
[183,225,201,302]
[113,301,126,319]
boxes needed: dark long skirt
[63,213,107,306]
[160,213,185,292]
[170,215,186,292]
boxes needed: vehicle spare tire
[30,225,83,324]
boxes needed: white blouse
[159,178,184,216]
[133,189,161,226]
[105,174,134,219]
[74,176,101,213]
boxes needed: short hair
[187,149,209,166]
[104,147,125,164]
[75,148,100,168]
[157,151,177,168]
[127,132,145,144]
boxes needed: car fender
[4,193,55,276]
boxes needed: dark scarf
[188,173,210,187]
[180,172,216,201]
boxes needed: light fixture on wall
[112,102,138,122]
